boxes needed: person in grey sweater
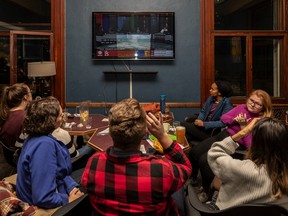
[208,117,288,211]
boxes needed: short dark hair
[215,80,233,97]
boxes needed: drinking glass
[172,121,181,134]
[176,126,186,145]
[75,106,80,117]
[86,117,92,129]
[80,101,90,126]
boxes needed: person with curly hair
[16,97,83,209]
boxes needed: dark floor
[0,146,16,180]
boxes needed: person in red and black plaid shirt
[81,98,192,215]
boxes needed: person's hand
[234,113,251,129]
[146,112,173,150]
[194,119,204,127]
[146,112,165,138]
[240,117,260,134]
[232,118,260,142]
[68,187,84,203]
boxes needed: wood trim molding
[52,0,65,107]
[65,102,201,109]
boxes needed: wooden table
[63,114,108,136]
[88,127,190,153]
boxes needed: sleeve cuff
[163,141,176,153]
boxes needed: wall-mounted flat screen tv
[92,12,175,60]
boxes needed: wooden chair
[184,182,288,216]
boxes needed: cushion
[0,181,36,216]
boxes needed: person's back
[0,110,25,149]
[81,98,192,215]
[0,83,32,149]
[82,143,188,215]
[16,135,74,208]
[208,118,288,211]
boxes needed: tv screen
[92,12,175,60]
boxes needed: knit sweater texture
[208,136,288,210]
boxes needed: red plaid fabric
[0,181,36,216]
[81,142,192,215]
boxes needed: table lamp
[28,61,56,98]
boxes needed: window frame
[201,0,288,105]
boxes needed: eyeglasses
[248,97,263,108]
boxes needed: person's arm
[52,128,79,158]
[230,118,259,142]
[203,98,233,130]
[146,112,173,150]
[207,118,259,181]
[146,112,192,189]
[15,132,27,148]
[221,105,242,125]
[197,96,212,121]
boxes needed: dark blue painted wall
[66,0,201,121]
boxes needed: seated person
[207,117,288,211]
[0,83,32,149]
[0,83,32,179]
[16,105,95,160]
[81,98,192,215]
[181,80,233,142]
[189,89,272,202]
[16,97,83,209]
[52,127,80,158]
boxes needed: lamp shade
[28,61,56,77]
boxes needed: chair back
[0,140,18,167]
[184,182,288,216]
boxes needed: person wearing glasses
[189,89,272,202]
[16,97,83,209]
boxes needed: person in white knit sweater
[208,117,288,211]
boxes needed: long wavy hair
[247,89,272,117]
[109,98,146,149]
[24,97,61,136]
[0,83,30,126]
[248,118,288,198]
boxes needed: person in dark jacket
[181,81,233,142]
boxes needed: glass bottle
[160,94,166,114]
